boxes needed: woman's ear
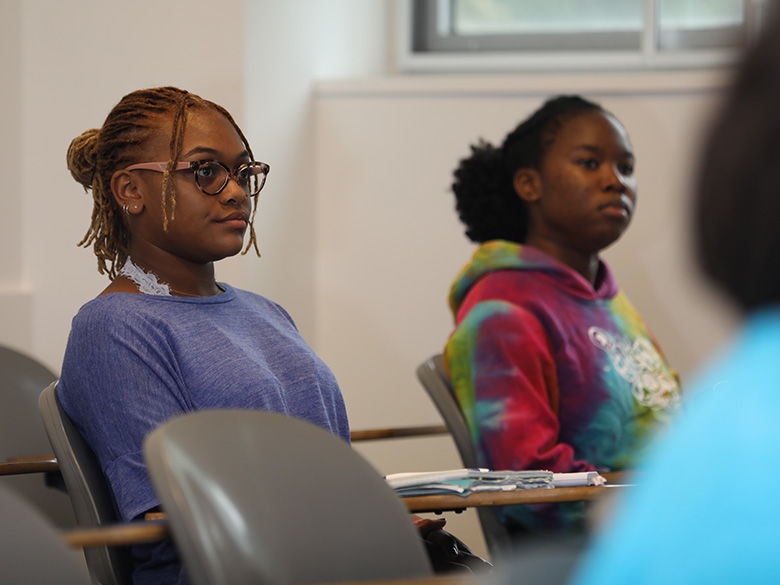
[110,170,145,215]
[513,168,541,203]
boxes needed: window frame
[396,0,770,73]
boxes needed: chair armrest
[62,519,169,548]
[0,454,59,475]
[350,425,448,442]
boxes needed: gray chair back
[144,409,433,585]
[38,382,132,585]
[416,354,511,556]
[0,345,74,527]
[0,483,90,584]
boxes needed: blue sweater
[59,284,349,584]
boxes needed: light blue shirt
[571,308,780,585]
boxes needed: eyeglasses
[124,160,270,197]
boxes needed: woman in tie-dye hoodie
[445,95,680,536]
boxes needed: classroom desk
[403,483,627,514]
[62,480,630,548]
[405,471,630,513]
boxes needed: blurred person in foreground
[571,7,780,585]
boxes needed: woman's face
[129,107,254,264]
[524,110,637,255]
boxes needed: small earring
[132,204,140,211]
[122,203,130,215]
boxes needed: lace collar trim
[119,258,172,296]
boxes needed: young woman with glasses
[60,87,349,585]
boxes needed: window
[397,0,771,72]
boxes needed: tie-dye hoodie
[445,241,680,531]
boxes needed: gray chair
[38,382,132,585]
[416,354,511,557]
[0,345,74,527]
[0,483,90,585]
[144,409,433,585]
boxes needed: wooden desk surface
[308,576,479,585]
[402,483,626,513]
[62,481,629,548]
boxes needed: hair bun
[66,128,100,189]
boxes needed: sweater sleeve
[58,301,190,521]
[445,300,595,473]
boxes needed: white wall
[241,0,391,340]
[0,0,31,350]
[312,69,740,423]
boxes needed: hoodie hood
[448,240,618,316]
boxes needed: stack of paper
[552,471,606,487]
[386,468,550,497]
[385,468,605,497]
